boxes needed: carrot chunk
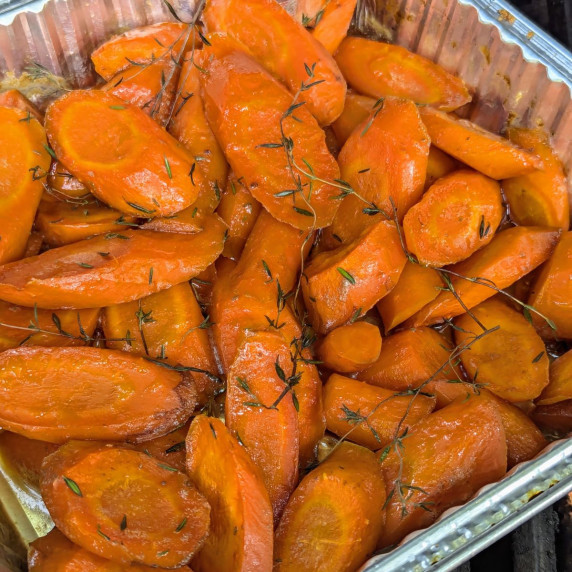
[331,91,375,146]
[424,146,459,189]
[46,161,90,200]
[0,89,42,120]
[311,0,358,54]
[536,349,572,406]
[532,400,572,433]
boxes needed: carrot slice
[40,442,210,567]
[503,127,569,231]
[323,374,435,449]
[0,346,196,443]
[274,442,386,572]
[425,146,459,189]
[0,107,51,265]
[335,37,471,111]
[317,321,382,372]
[419,107,542,179]
[0,89,42,120]
[407,226,561,327]
[311,0,358,54]
[199,39,340,230]
[536,349,572,406]
[0,214,226,309]
[332,97,430,242]
[103,282,220,405]
[46,161,90,200]
[404,170,503,267]
[186,416,274,572]
[45,89,200,217]
[528,231,572,339]
[331,91,375,146]
[532,400,572,433]
[225,330,299,522]
[302,220,407,333]
[378,394,506,548]
[203,0,346,126]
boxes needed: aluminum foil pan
[0,0,571,570]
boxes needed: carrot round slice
[40,442,210,567]
[274,442,386,572]
[0,346,196,443]
[186,416,274,572]
[45,90,200,217]
[536,349,572,406]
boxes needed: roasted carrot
[503,127,569,231]
[378,394,506,548]
[311,0,358,54]
[424,146,459,189]
[332,97,430,242]
[40,442,210,567]
[103,282,219,405]
[404,170,503,266]
[0,106,51,265]
[140,205,204,234]
[302,220,407,333]
[191,263,218,308]
[0,214,226,309]
[274,442,386,572]
[419,107,542,179]
[335,37,471,111]
[536,349,572,406]
[528,231,572,339]
[317,321,382,372]
[0,347,196,443]
[532,400,572,433]
[45,90,200,217]
[0,89,42,120]
[331,91,375,146]
[323,374,435,449]
[46,161,89,200]
[203,0,346,126]
[407,226,561,327]
[186,416,273,572]
[198,39,341,230]
[23,231,44,258]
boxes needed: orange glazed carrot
[532,400,572,433]
[317,321,382,372]
[376,261,443,333]
[103,282,219,405]
[528,231,572,339]
[454,298,549,402]
[46,161,89,200]
[203,0,346,126]
[311,0,358,54]
[40,442,210,567]
[91,22,191,80]
[536,349,572,406]
[274,442,386,572]
[0,107,51,265]
[323,374,435,449]
[335,37,471,111]
[186,416,274,572]
[226,331,299,522]
[503,127,569,231]
[425,146,459,189]
[0,347,196,443]
[199,40,340,230]
[404,170,503,266]
[407,226,561,327]
[332,97,430,242]
[331,91,375,146]
[0,214,226,309]
[0,89,42,120]
[378,394,506,548]
[45,90,200,217]
[419,107,542,179]
[302,220,407,333]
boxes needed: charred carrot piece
[40,442,210,567]
[537,349,572,406]
[424,146,459,189]
[191,263,217,308]
[331,91,375,146]
[274,442,386,572]
[336,37,471,111]
[0,89,42,120]
[186,416,274,572]
[46,161,90,200]
[532,400,572,433]
[311,0,358,54]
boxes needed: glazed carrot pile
[0,0,570,570]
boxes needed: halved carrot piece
[407,226,561,327]
[425,146,459,189]
[503,127,569,231]
[225,330,299,522]
[46,89,200,217]
[274,442,386,572]
[198,39,341,230]
[335,37,471,111]
[103,282,219,405]
[332,97,430,242]
[311,0,358,54]
[331,91,375,146]
[419,107,542,179]
[528,231,572,339]
[40,442,209,567]
[186,416,273,572]
[0,107,51,265]
[302,220,407,333]
[317,321,382,372]
[536,349,572,406]
[0,214,226,309]
[46,161,90,201]
[0,89,42,120]
[532,400,572,433]
[203,0,346,126]
[323,374,435,449]
[378,394,506,548]
[0,346,196,443]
